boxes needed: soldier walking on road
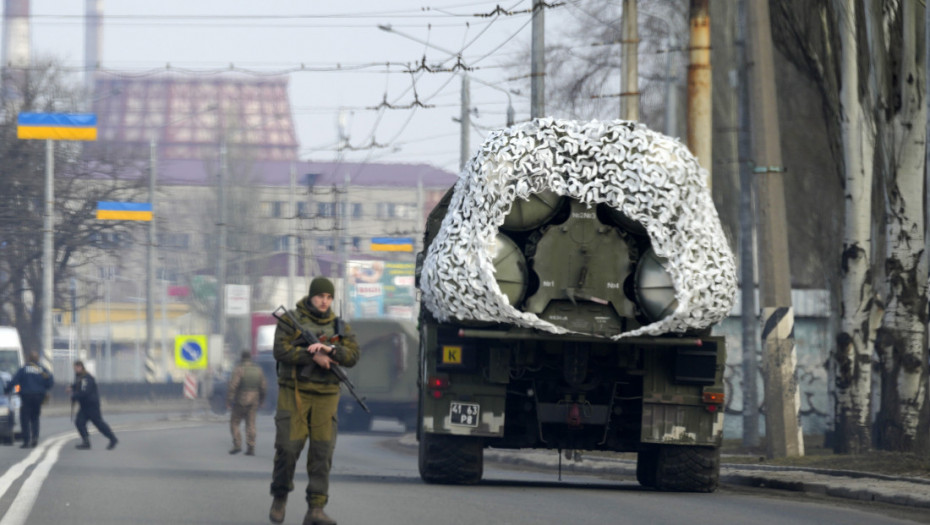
[69,361,118,450]
[4,351,54,448]
[227,350,267,455]
[269,277,359,525]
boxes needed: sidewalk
[398,434,930,509]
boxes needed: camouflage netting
[420,118,737,339]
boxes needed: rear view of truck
[415,119,736,492]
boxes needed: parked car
[0,372,16,445]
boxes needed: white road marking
[0,433,73,502]
[0,435,70,525]
[0,420,207,524]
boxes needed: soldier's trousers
[20,393,44,444]
[75,403,116,442]
[270,385,339,508]
[230,401,259,448]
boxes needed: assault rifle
[272,306,371,414]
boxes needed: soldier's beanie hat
[240,350,251,361]
[309,277,335,298]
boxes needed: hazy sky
[22,1,560,173]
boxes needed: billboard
[347,260,416,319]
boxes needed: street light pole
[215,139,228,354]
[145,137,157,382]
[42,139,54,371]
[531,0,545,118]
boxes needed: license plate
[449,402,480,427]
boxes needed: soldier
[70,360,118,450]
[227,350,267,455]
[269,277,359,525]
[4,351,54,448]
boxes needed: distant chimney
[85,0,104,106]
[2,0,31,69]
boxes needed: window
[272,201,284,218]
[297,202,308,218]
[316,237,334,252]
[274,235,289,251]
[351,203,362,219]
[318,202,334,218]
[394,203,418,220]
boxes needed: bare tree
[871,0,929,453]
[833,0,877,454]
[0,61,147,353]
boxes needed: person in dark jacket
[69,360,118,450]
[3,351,54,448]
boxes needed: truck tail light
[428,375,450,399]
[702,391,724,412]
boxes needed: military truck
[338,318,419,432]
[415,119,736,492]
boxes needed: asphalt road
[1,411,927,525]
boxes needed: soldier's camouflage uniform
[270,297,359,509]
[227,357,267,451]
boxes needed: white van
[0,326,24,439]
[0,326,24,377]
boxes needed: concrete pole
[42,139,54,371]
[460,74,471,171]
[746,0,802,458]
[83,0,103,106]
[664,33,678,137]
[620,0,639,121]
[288,162,297,308]
[737,0,759,447]
[146,138,157,382]
[215,141,228,354]
[687,0,713,187]
[531,0,545,119]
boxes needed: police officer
[70,360,118,450]
[227,350,267,455]
[4,351,54,448]
[269,277,359,525]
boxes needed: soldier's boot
[229,446,241,455]
[75,439,91,450]
[269,495,287,524]
[245,445,255,456]
[107,437,118,450]
[303,507,337,525]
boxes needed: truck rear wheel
[635,448,659,488]
[418,432,483,484]
[639,445,719,492]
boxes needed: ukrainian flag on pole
[17,113,98,141]
[370,237,414,252]
[97,202,153,222]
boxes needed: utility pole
[42,139,54,371]
[687,0,712,186]
[531,0,545,118]
[620,0,639,121]
[146,138,157,382]
[460,74,471,171]
[215,140,228,355]
[746,0,801,458]
[737,0,759,448]
[288,162,297,308]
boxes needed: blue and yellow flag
[17,113,97,141]
[371,237,414,252]
[97,202,153,221]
